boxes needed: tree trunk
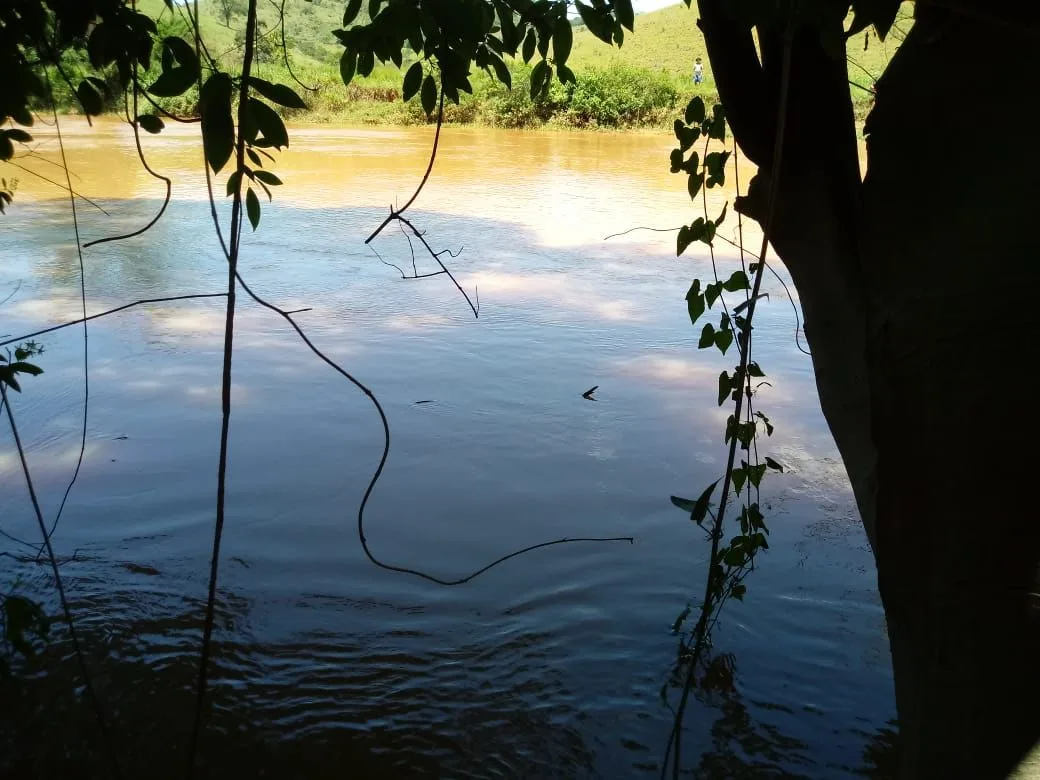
[700,1,1040,776]
[863,7,1040,777]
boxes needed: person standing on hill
[693,57,704,84]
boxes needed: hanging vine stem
[362,87,480,315]
[186,0,258,772]
[82,68,173,250]
[602,227,809,356]
[661,19,795,779]
[23,85,94,559]
[365,87,444,243]
[0,383,122,779]
[185,49,627,592]
[182,1,625,769]
[272,0,320,93]
[1,160,111,215]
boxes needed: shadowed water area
[0,120,895,777]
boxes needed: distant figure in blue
[693,57,704,85]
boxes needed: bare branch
[31,94,90,568]
[0,280,22,308]
[399,215,478,318]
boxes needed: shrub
[556,65,680,127]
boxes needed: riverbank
[296,63,720,129]
[58,61,875,131]
[44,0,893,131]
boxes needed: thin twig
[601,227,809,356]
[273,0,319,93]
[399,215,478,317]
[401,219,418,276]
[37,94,90,560]
[368,244,408,278]
[602,225,680,241]
[0,293,228,349]
[1,384,121,779]
[2,161,111,215]
[137,89,201,123]
[16,146,84,178]
[0,280,22,308]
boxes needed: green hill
[114,1,914,126]
[570,2,913,96]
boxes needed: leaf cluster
[335,0,634,114]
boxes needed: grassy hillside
[82,0,914,127]
[570,2,914,99]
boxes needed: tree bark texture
[699,0,1040,775]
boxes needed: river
[0,120,895,777]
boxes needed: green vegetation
[50,0,910,128]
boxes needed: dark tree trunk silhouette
[699,1,1040,776]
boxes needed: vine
[660,18,794,774]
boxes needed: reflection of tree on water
[662,648,899,778]
[0,567,594,778]
[855,721,900,780]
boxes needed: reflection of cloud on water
[0,442,103,478]
[183,383,248,404]
[7,295,86,323]
[123,378,164,393]
[617,353,803,410]
[384,313,451,331]
[4,295,304,352]
[469,271,642,322]
[615,355,718,387]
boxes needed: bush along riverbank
[45,58,717,130]
[43,53,875,130]
[305,63,713,129]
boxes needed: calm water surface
[0,120,894,777]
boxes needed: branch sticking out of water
[360,88,479,318]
